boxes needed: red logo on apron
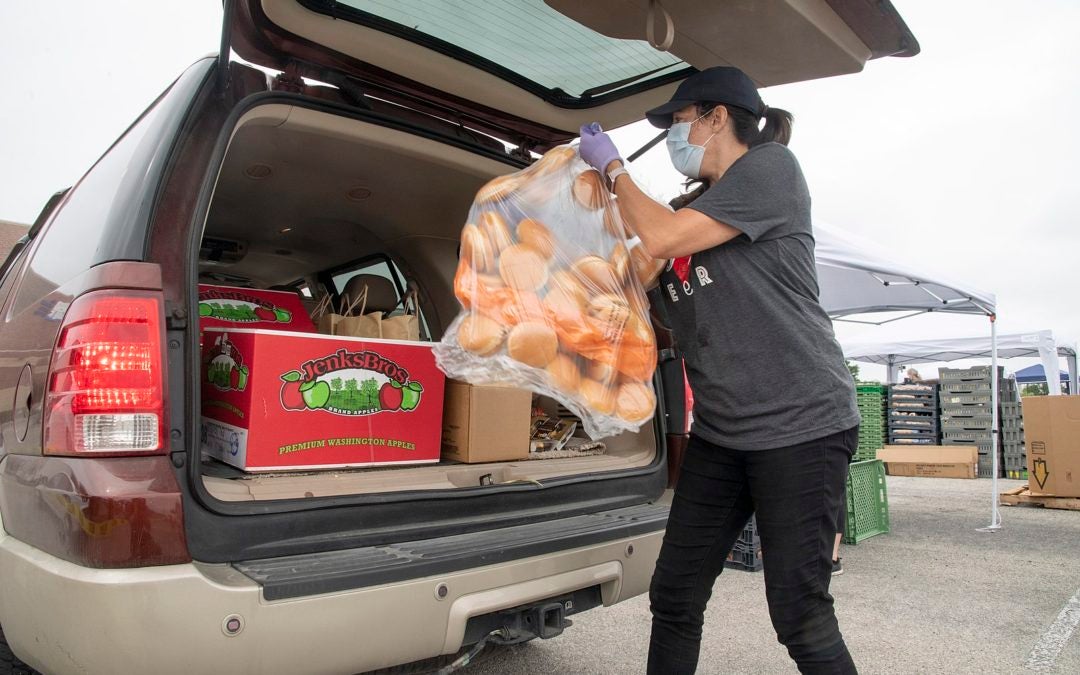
[672,256,692,285]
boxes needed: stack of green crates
[844,459,890,544]
[855,383,887,461]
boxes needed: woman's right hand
[579,123,623,174]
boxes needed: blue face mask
[666,112,717,179]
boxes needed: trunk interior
[196,100,659,502]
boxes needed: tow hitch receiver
[461,586,603,647]
[501,600,572,641]
[537,602,570,639]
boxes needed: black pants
[648,426,858,675]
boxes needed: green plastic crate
[844,459,889,545]
[856,383,887,394]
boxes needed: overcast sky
[2,1,1077,382]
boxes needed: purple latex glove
[578,122,622,173]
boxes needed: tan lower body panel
[0,527,662,675]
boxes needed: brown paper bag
[313,287,384,339]
[334,311,383,339]
[380,289,419,341]
[311,294,338,334]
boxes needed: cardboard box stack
[939,366,1004,478]
[888,383,940,447]
[198,284,447,472]
[855,383,888,461]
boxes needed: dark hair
[696,102,793,147]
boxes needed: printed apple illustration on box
[377,381,423,411]
[205,333,249,393]
[279,371,306,410]
[401,382,424,410]
[301,380,332,409]
[280,371,332,410]
[379,381,403,410]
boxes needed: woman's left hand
[578,123,623,174]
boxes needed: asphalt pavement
[467,476,1080,674]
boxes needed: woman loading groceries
[578,66,861,674]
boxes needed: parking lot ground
[469,476,1080,674]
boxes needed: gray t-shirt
[658,142,859,450]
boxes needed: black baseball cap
[645,66,765,129]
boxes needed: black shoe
[831,558,844,576]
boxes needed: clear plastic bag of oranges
[434,145,666,439]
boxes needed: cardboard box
[441,382,532,463]
[1023,396,1080,497]
[200,328,445,471]
[198,284,316,332]
[877,445,978,479]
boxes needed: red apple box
[198,284,316,332]
[201,328,445,471]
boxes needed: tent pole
[1039,335,1062,396]
[979,315,1002,532]
[886,356,895,385]
[1070,345,1078,395]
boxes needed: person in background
[904,368,923,384]
[578,66,860,674]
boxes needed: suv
[0,2,916,673]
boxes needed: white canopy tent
[840,332,1079,397]
[814,222,996,323]
[811,221,1006,531]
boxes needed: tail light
[7,287,192,567]
[44,290,168,456]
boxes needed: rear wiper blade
[627,130,667,163]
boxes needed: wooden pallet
[999,485,1080,511]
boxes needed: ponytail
[757,107,793,147]
[696,102,794,147]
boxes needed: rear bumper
[0,509,665,675]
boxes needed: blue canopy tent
[1014,364,1070,387]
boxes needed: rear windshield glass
[302,0,690,103]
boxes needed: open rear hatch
[229,0,918,148]
[179,0,918,565]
